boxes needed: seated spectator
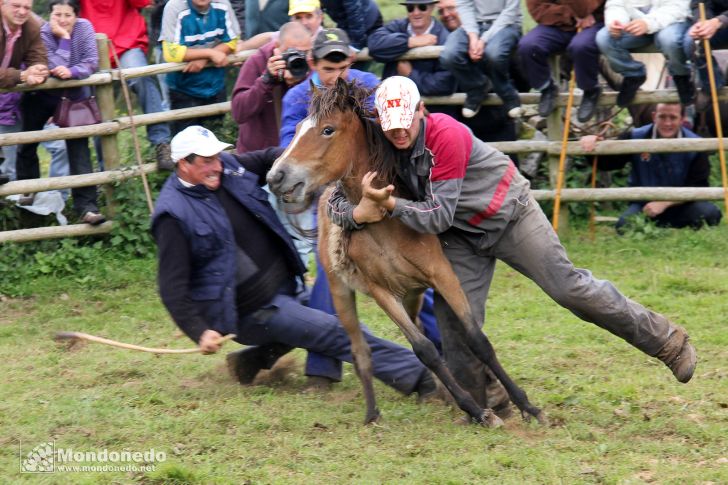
[519,0,605,122]
[439,0,523,119]
[367,0,455,97]
[319,0,382,51]
[596,0,695,107]
[0,0,48,185]
[232,22,312,153]
[16,0,104,225]
[160,0,241,135]
[684,0,728,101]
[289,0,324,36]
[80,0,172,169]
[435,0,519,147]
[279,28,379,146]
[245,0,289,39]
[151,125,438,397]
[580,103,722,230]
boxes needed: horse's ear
[335,76,348,93]
[310,79,318,95]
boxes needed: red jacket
[526,0,604,29]
[231,41,295,153]
[80,0,150,65]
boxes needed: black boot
[538,80,560,117]
[577,86,602,122]
[226,343,293,385]
[673,75,696,105]
[617,75,646,107]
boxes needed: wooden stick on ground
[699,3,728,220]
[54,331,236,354]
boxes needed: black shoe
[226,343,293,385]
[538,80,560,117]
[617,75,646,107]
[0,173,8,185]
[577,86,602,122]
[673,75,696,106]
[462,88,487,118]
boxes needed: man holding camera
[160,0,240,135]
[231,22,312,153]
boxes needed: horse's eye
[321,126,335,137]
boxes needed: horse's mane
[309,78,398,185]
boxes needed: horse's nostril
[268,168,285,188]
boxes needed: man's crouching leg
[226,343,294,385]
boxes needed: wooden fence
[1,38,726,243]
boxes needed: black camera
[281,48,309,79]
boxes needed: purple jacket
[231,41,297,153]
[40,18,98,100]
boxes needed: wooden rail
[1,41,726,243]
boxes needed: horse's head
[267,78,373,210]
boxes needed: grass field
[1,223,727,484]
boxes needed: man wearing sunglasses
[367,0,455,97]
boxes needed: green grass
[1,223,727,483]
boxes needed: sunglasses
[406,4,430,12]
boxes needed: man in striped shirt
[329,76,698,411]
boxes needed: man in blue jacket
[152,125,438,396]
[367,0,455,97]
[319,0,382,51]
[279,28,380,146]
[580,103,722,230]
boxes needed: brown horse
[267,78,544,427]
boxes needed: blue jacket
[367,18,455,96]
[151,152,305,336]
[321,0,382,50]
[628,124,704,187]
[279,69,380,147]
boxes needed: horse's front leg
[367,285,503,428]
[326,274,379,424]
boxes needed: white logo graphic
[21,441,55,473]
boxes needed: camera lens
[283,49,310,79]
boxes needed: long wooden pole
[588,156,598,240]
[551,60,579,231]
[699,3,728,220]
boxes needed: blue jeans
[118,48,170,145]
[152,45,171,112]
[236,291,427,395]
[617,201,722,230]
[683,27,728,91]
[43,122,71,201]
[596,22,691,78]
[0,121,20,180]
[440,25,521,100]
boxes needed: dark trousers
[169,88,226,136]
[518,23,602,91]
[16,92,98,216]
[235,291,427,395]
[617,201,722,230]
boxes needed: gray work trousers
[432,195,676,405]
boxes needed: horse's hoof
[363,409,381,425]
[521,408,548,425]
[479,409,504,429]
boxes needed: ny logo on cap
[386,99,402,108]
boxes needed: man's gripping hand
[198,329,224,354]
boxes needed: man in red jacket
[231,22,312,153]
[79,0,172,168]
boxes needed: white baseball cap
[171,126,232,162]
[374,76,421,131]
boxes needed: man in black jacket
[151,126,437,395]
[684,0,728,98]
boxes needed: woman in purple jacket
[16,0,104,225]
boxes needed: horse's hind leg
[367,284,503,428]
[432,273,546,424]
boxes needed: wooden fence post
[95,34,120,217]
[546,56,569,232]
